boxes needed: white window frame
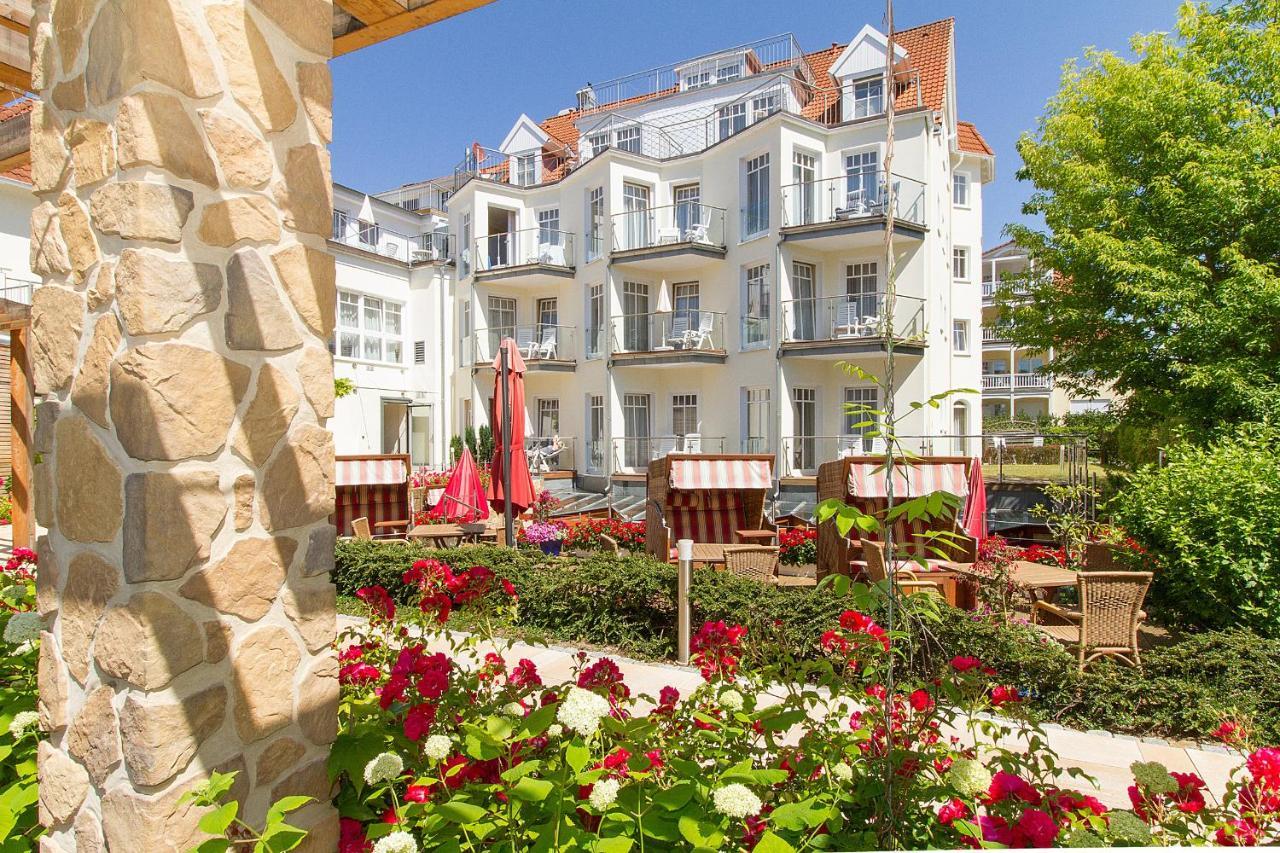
[336,290,405,366]
[743,152,770,239]
[843,387,879,444]
[535,398,560,438]
[615,125,641,154]
[742,262,770,349]
[953,319,970,354]
[852,76,884,118]
[718,102,747,140]
[514,153,536,187]
[953,172,970,208]
[671,393,699,437]
[537,207,560,245]
[742,387,770,453]
[586,283,604,359]
[953,246,970,281]
[586,186,604,261]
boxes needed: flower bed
[778,527,816,566]
[560,518,646,552]
[0,546,41,848]
[334,551,1280,849]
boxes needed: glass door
[844,150,880,213]
[623,183,651,250]
[622,281,650,352]
[791,261,816,340]
[674,184,701,239]
[792,151,816,224]
[487,296,516,359]
[588,395,605,473]
[623,393,651,470]
[792,388,816,473]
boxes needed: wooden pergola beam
[334,0,406,24]
[0,60,29,93]
[0,16,28,37]
[333,0,497,56]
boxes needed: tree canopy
[1005,0,1280,431]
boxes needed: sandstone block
[123,468,225,582]
[34,399,59,456]
[198,196,281,248]
[302,523,336,578]
[224,248,301,351]
[255,736,305,786]
[117,91,218,187]
[179,536,294,622]
[38,632,68,731]
[296,62,333,143]
[74,808,104,853]
[100,779,209,852]
[297,649,338,746]
[52,76,87,113]
[251,0,334,57]
[274,144,332,238]
[120,685,226,787]
[260,423,333,532]
[296,345,334,418]
[70,313,122,428]
[199,109,273,189]
[90,182,194,244]
[110,344,250,461]
[65,686,121,786]
[86,259,117,312]
[116,248,221,336]
[234,474,255,531]
[56,193,99,281]
[232,625,300,743]
[206,4,298,133]
[30,201,71,279]
[86,0,220,104]
[68,120,116,187]
[52,0,95,71]
[30,102,68,194]
[30,284,81,394]
[270,243,335,338]
[55,417,123,544]
[35,536,59,618]
[234,365,300,467]
[271,757,332,806]
[38,741,89,827]
[94,592,204,690]
[283,579,335,652]
[61,551,121,683]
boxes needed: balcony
[331,212,425,264]
[611,436,728,475]
[609,310,727,367]
[780,434,940,477]
[779,170,926,250]
[0,273,35,329]
[472,325,577,372]
[471,228,576,285]
[525,436,577,474]
[609,203,727,270]
[779,293,926,358]
[412,231,452,265]
[981,326,1012,346]
[983,278,1032,304]
[982,373,1052,393]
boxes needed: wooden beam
[0,149,27,173]
[0,61,29,93]
[10,326,31,550]
[333,0,497,56]
[0,16,27,36]
[334,0,406,24]
[0,107,29,171]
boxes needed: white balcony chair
[655,225,681,245]
[538,242,567,266]
[527,438,564,473]
[863,315,885,337]
[684,222,710,244]
[515,327,535,357]
[682,433,702,454]
[834,301,861,338]
[530,328,558,360]
[684,313,715,350]
[663,314,690,350]
[836,189,870,219]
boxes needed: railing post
[677,538,693,665]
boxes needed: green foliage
[1109,422,1280,635]
[1007,1,1280,430]
[181,770,312,853]
[0,552,40,850]
[449,434,464,463]
[476,424,495,462]
[333,377,356,400]
[463,426,478,458]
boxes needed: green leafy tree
[1005,0,1280,431]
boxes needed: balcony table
[408,523,466,549]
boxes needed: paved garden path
[336,615,1243,810]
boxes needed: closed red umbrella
[429,447,489,523]
[962,456,988,543]
[487,338,536,523]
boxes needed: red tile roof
[957,121,993,156]
[0,98,33,185]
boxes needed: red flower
[644,749,664,773]
[1169,772,1207,814]
[440,755,469,789]
[339,818,370,853]
[356,586,395,622]
[1216,819,1261,846]
[404,784,432,803]
[1247,747,1280,791]
[501,578,518,599]
[403,702,437,741]
[1012,808,1058,848]
[950,655,982,672]
[1213,720,1247,746]
[339,644,365,662]
[339,663,379,686]
[838,609,890,652]
[577,658,631,706]
[601,747,631,777]
[936,798,970,826]
[420,591,452,624]
[990,685,1021,706]
[510,658,542,689]
[987,771,1042,805]
[691,621,747,681]
[977,815,1011,846]
[654,685,680,716]
[909,689,934,713]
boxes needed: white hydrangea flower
[423,735,452,762]
[503,702,525,717]
[719,689,744,712]
[948,758,993,798]
[588,777,621,811]
[546,723,564,738]
[712,783,762,820]
[2,611,41,646]
[556,687,612,737]
[831,761,853,782]
[363,751,404,786]
[7,710,38,739]
[371,830,418,853]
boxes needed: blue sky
[331,0,1185,248]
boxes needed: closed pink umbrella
[487,338,536,543]
[962,457,988,543]
[429,447,489,523]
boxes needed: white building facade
[441,20,993,491]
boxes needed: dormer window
[358,219,380,246]
[514,153,536,187]
[716,62,742,83]
[615,126,641,154]
[684,70,712,91]
[852,77,884,118]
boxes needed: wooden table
[735,529,777,545]
[947,560,1078,605]
[407,523,465,548]
[374,519,409,533]
[668,543,727,565]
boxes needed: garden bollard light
[677,538,693,665]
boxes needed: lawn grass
[987,462,1110,483]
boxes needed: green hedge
[335,540,1280,742]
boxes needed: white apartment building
[440,19,993,493]
[980,241,1117,421]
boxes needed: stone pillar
[32,1,339,849]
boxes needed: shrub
[1109,423,1280,635]
[0,547,41,849]
[778,527,816,565]
[561,517,646,552]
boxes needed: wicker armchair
[351,517,372,541]
[1032,571,1152,670]
[723,545,780,584]
[861,541,944,596]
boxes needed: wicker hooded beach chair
[723,545,780,583]
[1031,572,1153,670]
[861,541,944,596]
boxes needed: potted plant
[524,520,566,556]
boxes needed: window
[514,153,536,187]
[414,341,425,365]
[537,208,560,245]
[953,172,970,207]
[586,284,604,358]
[332,209,349,241]
[358,219,379,246]
[622,393,651,469]
[615,125,641,154]
[537,298,558,349]
[400,196,420,212]
[621,183,651,250]
[460,302,471,363]
[438,189,451,208]
[536,398,560,438]
[674,184,701,237]
[791,151,816,225]
[844,150,881,211]
[953,320,970,353]
[750,92,780,122]
[743,387,770,453]
[852,76,884,117]
[487,296,516,357]
[953,247,969,281]
[586,131,609,157]
[792,388,817,473]
[673,281,699,324]
[716,62,742,83]
[683,69,711,91]
[336,291,404,364]
[717,102,746,140]
[672,394,699,439]
[460,212,472,276]
[587,187,604,260]
[587,395,605,473]
[622,281,651,351]
[844,387,878,446]
[845,262,880,321]
[744,153,770,237]
[789,261,816,340]
[743,263,770,348]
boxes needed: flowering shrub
[0,546,40,848]
[334,552,1280,849]
[409,468,451,490]
[528,489,562,523]
[522,521,566,545]
[560,518,646,552]
[777,527,817,566]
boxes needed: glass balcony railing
[611,310,727,355]
[612,436,728,473]
[473,228,576,273]
[780,293,926,344]
[525,436,576,473]
[610,203,727,253]
[472,325,577,366]
[780,170,926,229]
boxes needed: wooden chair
[861,541,944,596]
[599,534,621,555]
[723,545,780,584]
[352,517,372,541]
[1032,572,1152,670]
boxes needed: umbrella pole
[501,344,514,547]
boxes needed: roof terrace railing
[453,142,575,190]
